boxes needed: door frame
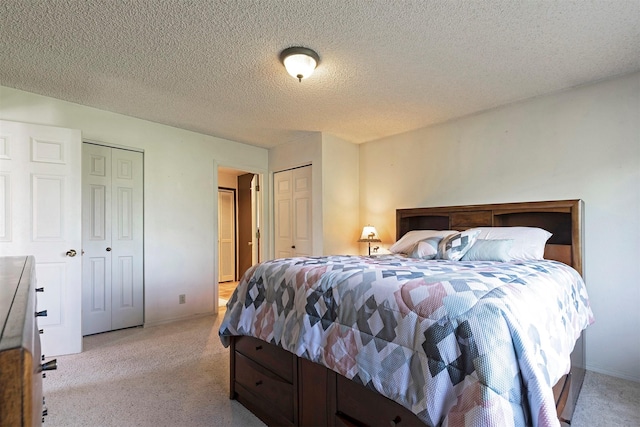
[217,187,236,283]
[215,163,267,314]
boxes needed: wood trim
[229,337,236,400]
[396,199,583,276]
[553,373,572,422]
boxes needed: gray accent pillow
[437,229,481,261]
[461,239,514,262]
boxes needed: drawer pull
[255,380,263,386]
[390,416,402,426]
[39,329,44,334]
[36,287,44,292]
[42,409,48,417]
[40,359,58,372]
[255,345,263,350]
[36,310,48,317]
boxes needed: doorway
[217,167,262,307]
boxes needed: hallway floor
[219,281,239,306]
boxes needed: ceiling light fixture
[279,47,320,82]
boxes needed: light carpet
[43,314,639,427]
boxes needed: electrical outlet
[179,294,186,304]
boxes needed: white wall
[268,133,361,256]
[269,133,324,256]
[359,72,640,381]
[321,134,360,255]
[0,86,269,325]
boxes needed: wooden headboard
[396,200,584,276]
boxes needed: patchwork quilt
[219,255,593,427]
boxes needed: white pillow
[389,230,458,254]
[461,239,514,262]
[407,237,442,259]
[473,227,552,260]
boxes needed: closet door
[82,143,143,335]
[274,166,312,258]
[82,144,112,334]
[110,148,143,330]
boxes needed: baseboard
[584,366,640,383]
[143,311,216,328]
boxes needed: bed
[219,200,593,427]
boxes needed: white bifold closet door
[82,143,143,336]
[274,165,312,259]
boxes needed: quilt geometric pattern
[220,255,594,427]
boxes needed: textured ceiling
[1,1,639,149]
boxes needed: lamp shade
[358,225,381,242]
[280,47,319,82]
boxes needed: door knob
[65,249,77,257]
[106,247,112,252]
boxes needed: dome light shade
[280,47,320,82]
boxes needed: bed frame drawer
[235,335,294,382]
[235,352,294,425]
[335,374,422,426]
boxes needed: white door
[218,188,235,282]
[0,120,82,356]
[274,166,312,258]
[274,171,293,259]
[82,143,143,335]
[292,167,312,256]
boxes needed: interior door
[82,143,143,335]
[274,166,312,258]
[0,120,82,356]
[218,188,235,282]
[238,173,254,279]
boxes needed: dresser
[0,256,55,426]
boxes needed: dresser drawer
[335,374,422,427]
[235,352,294,424]
[235,335,294,382]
